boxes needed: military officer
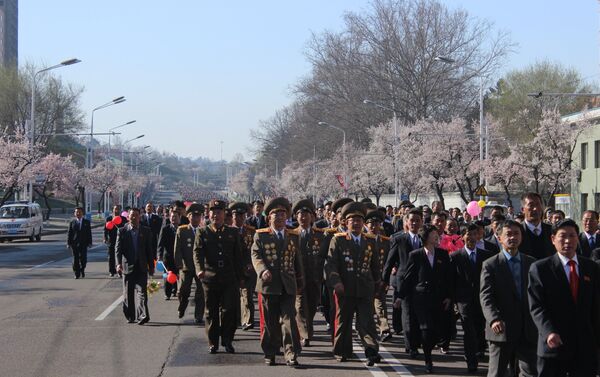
[174,203,205,324]
[229,202,257,331]
[325,201,383,366]
[193,199,244,354]
[293,198,327,347]
[251,197,304,367]
[365,208,392,342]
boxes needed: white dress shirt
[557,253,579,283]
[424,247,435,267]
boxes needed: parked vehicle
[0,202,44,242]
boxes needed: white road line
[27,260,55,270]
[378,344,414,375]
[95,295,123,321]
[352,341,389,377]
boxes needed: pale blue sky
[19,1,599,161]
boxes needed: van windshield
[0,206,30,219]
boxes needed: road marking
[27,260,55,270]
[353,341,415,376]
[95,295,123,321]
[353,341,389,377]
[378,344,414,375]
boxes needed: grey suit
[480,250,537,377]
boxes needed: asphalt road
[0,228,489,377]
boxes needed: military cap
[364,202,377,211]
[229,201,250,214]
[341,201,367,219]
[360,197,373,204]
[208,199,227,210]
[331,197,353,214]
[264,197,292,216]
[324,201,333,207]
[186,203,203,215]
[365,209,385,224]
[225,208,233,217]
[292,198,316,215]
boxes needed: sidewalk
[43,215,106,236]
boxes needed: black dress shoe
[300,338,310,347]
[209,346,217,354]
[178,311,184,319]
[265,357,275,365]
[286,359,299,367]
[425,362,434,373]
[410,350,420,359]
[81,270,85,278]
[164,295,170,300]
[242,323,254,331]
[335,355,347,362]
[74,275,79,279]
[467,365,478,374]
[138,317,149,325]
[439,346,449,354]
[366,354,381,366]
[224,343,235,354]
[380,331,392,342]
[127,319,135,324]
[194,318,204,325]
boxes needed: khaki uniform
[237,224,256,326]
[174,225,204,321]
[321,227,342,327]
[325,232,381,359]
[251,227,304,361]
[295,226,327,341]
[371,234,391,335]
[193,224,244,348]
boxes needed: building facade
[0,0,18,67]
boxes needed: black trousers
[401,297,421,352]
[203,282,238,347]
[538,355,598,377]
[122,268,149,322]
[487,340,536,377]
[107,246,117,275]
[71,246,87,275]
[457,302,486,365]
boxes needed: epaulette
[324,228,338,234]
[287,228,300,235]
[381,235,390,241]
[364,233,377,239]
[256,228,270,233]
[312,227,324,233]
[178,225,188,229]
[245,224,256,231]
[334,232,347,237]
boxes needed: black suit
[67,218,92,277]
[578,232,596,258]
[528,254,600,377]
[157,223,178,298]
[116,224,155,322]
[383,231,421,351]
[480,251,537,377]
[141,212,162,253]
[484,236,501,254]
[104,215,127,275]
[246,214,267,229]
[450,247,495,368]
[520,222,555,260]
[399,248,453,363]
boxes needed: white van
[0,202,44,242]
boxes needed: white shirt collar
[557,253,578,268]
[524,220,542,234]
[352,234,362,243]
[585,232,596,240]
[465,246,476,255]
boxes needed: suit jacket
[193,224,244,285]
[141,212,162,236]
[157,223,177,270]
[451,247,495,305]
[296,226,328,286]
[325,232,381,298]
[399,247,453,329]
[103,215,127,247]
[528,254,600,359]
[382,231,420,288]
[115,224,154,275]
[520,222,555,260]
[67,218,92,249]
[480,251,537,344]
[577,232,596,258]
[251,228,304,295]
[484,236,501,254]
[246,214,267,229]
[174,224,197,273]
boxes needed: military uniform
[174,214,204,323]
[193,199,244,352]
[325,202,381,364]
[371,233,391,336]
[251,197,304,366]
[238,223,256,327]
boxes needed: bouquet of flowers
[147,279,161,295]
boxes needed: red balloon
[105,221,115,230]
[166,271,177,284]
[113,216,122,225]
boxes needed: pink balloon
[121,211,129,218]
[466,201,481,217]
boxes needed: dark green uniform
[174,224,204,322]
[371,233,391,335]
[237,224,256,327]
[252,227,304,363]
[326,232,381,359]
[295,226,327,342]
[193,224,244,349]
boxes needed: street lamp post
[318,121,347,195]
[119,135,145,207]
[27,58,81,202]
[363,99,400,206]
[107,120,136,161]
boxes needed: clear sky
[19,0,599,162]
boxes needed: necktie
[534,227,540,236]
[277,231,283,241]
[412,236,420,249]
[470,251,477,265]
[589,236,596,250]
[568,260,578,303]
[509,258,522,299]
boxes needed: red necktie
[568,260,578,303]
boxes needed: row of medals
[343,247,373,273]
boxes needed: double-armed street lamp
[317,121,348,195]
[27,58,81,202]
[107,120,136,160]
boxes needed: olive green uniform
[193,224,244,348]
[325,232,381,359]
[237,224,256,326]
[251,228,304,362]
[295,226,327,341]
[372,234,391,335]
[174,225,204,321]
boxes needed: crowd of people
[64,192,600,376]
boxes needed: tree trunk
[434,183,445,209]
[0,188,14,207]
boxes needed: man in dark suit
[384,207,423,357]
[116,207,155,324]
[480,220,537,377]
[578,210,599,258]
[474,220,499,254]
[519,192,555,259]
[67,207,93,279]
[141,202,162,254]
[451,224,495,373]
[157,209,179,300]
[104,205,127,277]
[246,200,267,229]
[484,215,505,254]
[528,219,600,377]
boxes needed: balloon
[162,273,168,279]
[113,216,122,225]
[156,261,166,273]
[105,221,115,230]
[183,201,192,207]
[477,200,486,208]
[466,201,481,217]
[121,211,129,218]
[166,271,177,284]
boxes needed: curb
[42,222,105,236]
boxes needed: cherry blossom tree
[86,160,122,213]
[0,131,42,206]
[32,153,78,219]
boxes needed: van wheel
[29,234,35,242]
[35,229,42,242]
